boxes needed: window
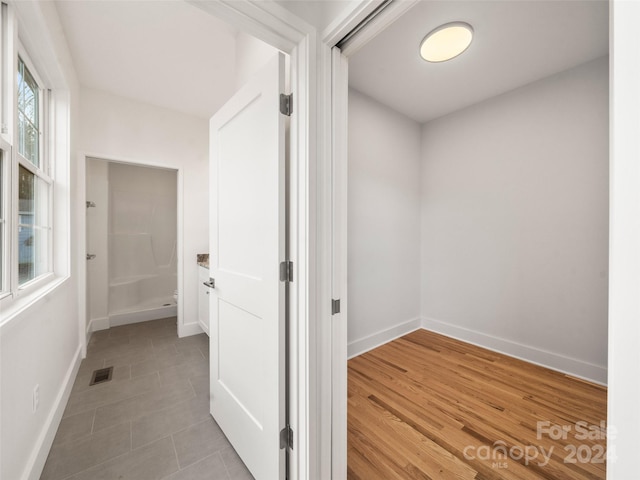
[16,56,51,286]
[17,57,40,166]
[0,2,55,303]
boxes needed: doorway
[86,159,178,332]
[331,0,609,477]
[65,1,306,478]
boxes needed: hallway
[40,318,253,480]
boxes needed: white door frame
[326,3,640,480]
[185,2,317,479]
[80,152,183,341]
[320,2,421,478]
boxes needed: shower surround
[109,162,177,324]
[86,159,177,329]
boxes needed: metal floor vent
[90,366,114,386]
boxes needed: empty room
[343,1,609,478]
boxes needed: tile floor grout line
[128,394,205,451]
[91,385,175,435]
[54,442,135,480]
[220,449,234,479]
[187,377,197,397]
[169,433,182,471]
[90,407,97,435]
[171,416,212,438]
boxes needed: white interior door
[208,53,286,480]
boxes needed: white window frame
[0,137,10,298]
[0,1,11,299]
[0,1,59,310]
[13,45,54,292]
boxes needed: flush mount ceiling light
[420,22,474,63]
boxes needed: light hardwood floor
[347,330,607,480]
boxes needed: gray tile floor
[41,317,253,480]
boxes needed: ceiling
[54,0,238,119]
[348,0,609,124]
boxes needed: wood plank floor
[347,330,607,480]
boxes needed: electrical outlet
[33,384,39,413]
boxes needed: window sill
[0,275,70,331]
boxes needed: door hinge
[280,93,293,116]
[331,299,341,315]
[280,425,294,450]
[280,261,293,282]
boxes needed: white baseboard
[197,319,210,336]
[89,310,199,339]
[88,316,109,334]
[109,305,177,327]
[348,317,421,359]
[178,321,204,338]
[26,345,82,480]
[421,317,607,385]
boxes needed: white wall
[235,31,278,89]
[347,88,422,356]
[0,3,81,480]
[277,0,360,32]
[420,57,609,383]
[86,159,109,328]
[80,88,209,338]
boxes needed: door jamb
[80,152,184,340]
[322,1,420,478]
[185,2,316,479]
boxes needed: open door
[208,53,287,480]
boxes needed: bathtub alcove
[86,158,178,330]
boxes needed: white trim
[330,46,348,480]
[348,318,422,359]
[608,2,640,477]
[315,41,333,480]
[109,306,178,328]
[0,1,73,322]
[323,0,419,56]
[324,2,421,478]
[176,164,185,340]
[0,275,67,330]
[322,0,383,45]
[188,0,310,53]
[87,312,188,340]
[0,3,14,140]
[422,317,607,386]
[77,151,87,357]
[80,152,184,341]
[25,345,82,480]
[0,138,11,296]
[346,318,607,386]
[87,315,109,335]
[178,321,205,338]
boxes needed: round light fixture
[419,22,473,63]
